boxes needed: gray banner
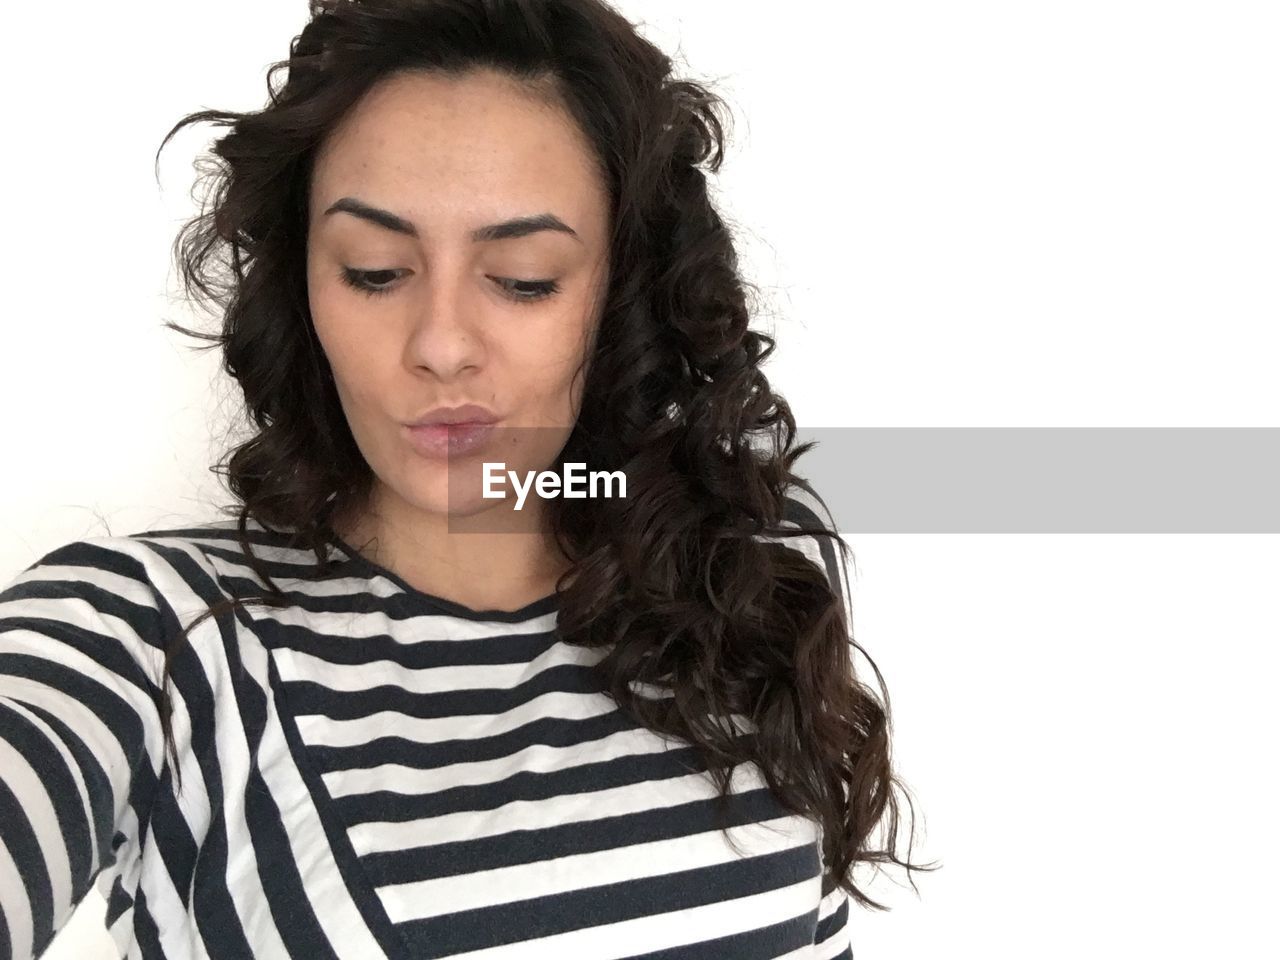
[791,427,1279,533]
[437,427,1279,533]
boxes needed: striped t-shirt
[0,489,855,959]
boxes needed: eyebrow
[321,196,581,244]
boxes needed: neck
[330,488,573,612]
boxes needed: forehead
[310,68,607,236]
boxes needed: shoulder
[780,478,836,531]
[3,535,176,623]
[0,535,187,694]
[3,517,328,619]
[772,479,853,623]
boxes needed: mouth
[407,403,500,428]
[404,420,498,458]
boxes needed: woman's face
[306,68,611,519]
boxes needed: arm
[0,537,169,960]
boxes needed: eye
[340,267,405,298]
[338,268,562,304]
[488,276,561,304]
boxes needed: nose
[404,264,486,380]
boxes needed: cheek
[521,308,595,386]
[310,291,373,381]
[310,314,386,427]
[308,265,364,367]
[308,282,341,361]
[516,338,589,417]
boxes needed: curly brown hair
[152,0,934,910]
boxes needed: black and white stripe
[1,491,854,959]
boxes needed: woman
[0,1,929,957]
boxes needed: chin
[409,468,513,519]
[432,490,508,518]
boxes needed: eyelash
[339,268,561,304]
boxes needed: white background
[1,1,1277,957]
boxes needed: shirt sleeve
[780,484,857,957]
[0,536,170,960]
[813,879,854,958]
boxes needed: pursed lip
[406,403,500,427]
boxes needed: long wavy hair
[153,0,934,909]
